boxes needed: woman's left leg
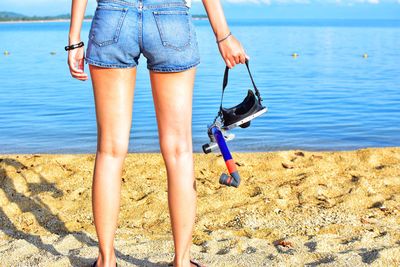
[149,67,198,267]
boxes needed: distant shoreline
[1,18,398,25]
[0,18,90,23]
[0,17,208,24]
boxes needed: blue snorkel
[202,121,240,187]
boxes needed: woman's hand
[217,33,250,69]
[67,43,88,81]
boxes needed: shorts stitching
[97,0,135,6]
[147,60,200,72]
[85,56,137,68]
[97,0,187,9]
[145,3,187,9]
[97,5,126,10]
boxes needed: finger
[69,62,83,74]
[227,58,235,68]
[233,55,241,64]
[78,58,84,71]
[226,55,237,67]
[71,74,88,81]
[68,57,83,73]
[68,63,86,75]
[71,73,88,81]
[229,56,237,68]
[239,53,246,64]
[225,59,232,69]
[73,76,88,81]
[71,72,88,79]
[238,46,249,62]
[224,58,233,69]
[69,68,88,79]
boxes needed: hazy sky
[0,0,399,19]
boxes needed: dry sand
[0,147,399,266]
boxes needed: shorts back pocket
[153,10,191,51]
[89,5,128,47]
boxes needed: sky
[0,0,399,19]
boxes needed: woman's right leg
[89,64,137,267]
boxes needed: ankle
[173,256,191,267]
[98,250,116,266]
[96,258,117,267]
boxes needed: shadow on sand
[0,156,169,266]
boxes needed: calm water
[0,19,399,153]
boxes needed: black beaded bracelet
[216,32,232,44]
[65,41,84,51]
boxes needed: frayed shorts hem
[147,60,200,73]
[85,57,138,69]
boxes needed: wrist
[215,29,230,40]
[68,35,81,45]
[216,31,232,44]
[65,41,84,51]
[214,23,230,39]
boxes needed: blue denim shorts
[84,0,200,72]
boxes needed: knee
[160,137,192,160]
[97,138,129,158]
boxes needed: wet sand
[0,147,399,266]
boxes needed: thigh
[149,67,197,153]
[89,65,137,154]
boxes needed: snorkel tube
[210,125,240,187]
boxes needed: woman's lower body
[84,0,201,266]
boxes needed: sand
[0,147,399,266]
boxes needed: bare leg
[89,64,137,267]
[149,67,198,267]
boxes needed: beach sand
[0,147,399,266]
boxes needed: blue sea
[0,19,399,153]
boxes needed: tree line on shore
[0,11,207,22]
[0,11,92,21]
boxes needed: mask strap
[213,59,263,124]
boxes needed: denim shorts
[84,0,201,72]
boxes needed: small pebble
[311,155,323,159]
[379,206,388,212]
[274,208,282,214]
[282,163,293,169]
[278,240,293,248]
[245,246,257,254]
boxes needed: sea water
[0,19,399,153]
